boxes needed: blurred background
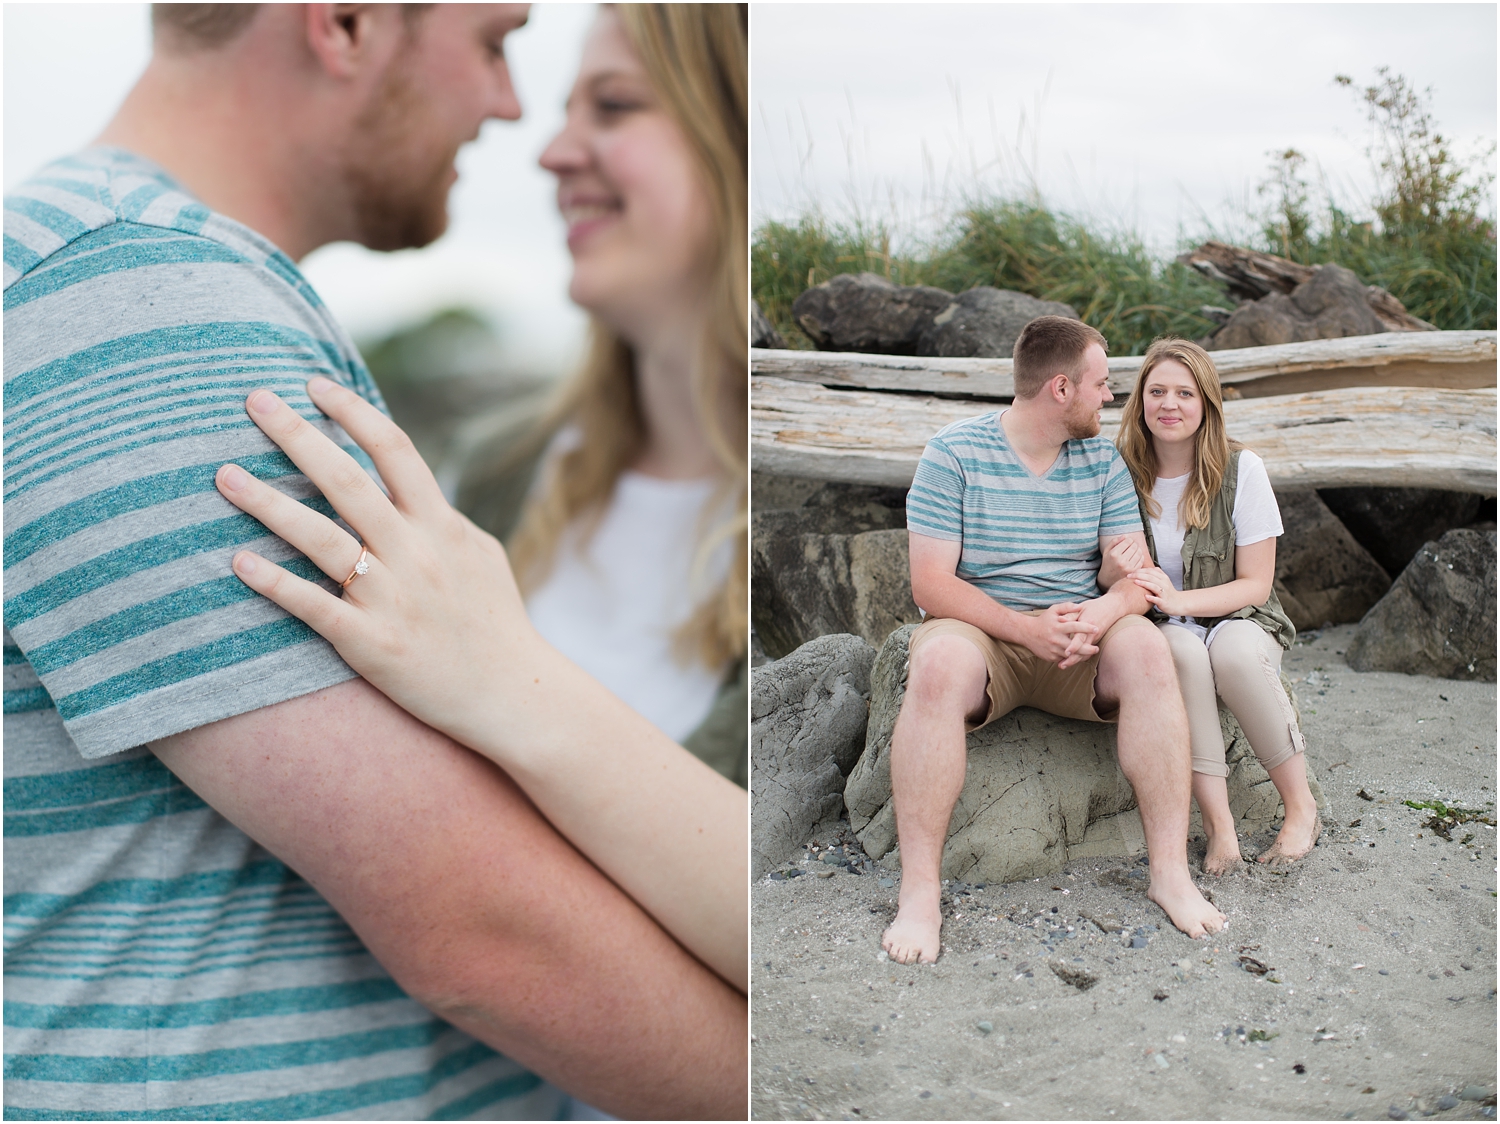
[4,3,598,479]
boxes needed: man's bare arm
[152,677,745,1120]
[908,531,1097,664]
[1097,531,1149,590]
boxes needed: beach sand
[751,625,1497,1120]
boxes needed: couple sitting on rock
[883,315,1323,965]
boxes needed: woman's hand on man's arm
[215,378,747,992]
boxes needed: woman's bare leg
[1191,771,1243,875]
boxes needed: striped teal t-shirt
[3,149,560,1119]
[906,410,1143,610]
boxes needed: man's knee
[904,634,988,713]
[1101,616,1174,673]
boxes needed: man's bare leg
[1258,753,1323,864]
[1191,772,1244,876]
[1095,619,1227,937]
[882,636,989,965]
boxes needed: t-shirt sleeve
[1231,450,1284,546]
[905,433,965,542]
[2,223,376,758]
[1099,448,1146,537]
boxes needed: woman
[456,2,747,783]
[213,4,748,993]
[1114,337,1321,875]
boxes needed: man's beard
[345,57,456,251]
[1063,401,1101,440]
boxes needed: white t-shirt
[1148,449,1282,642]
[526,471,733,743]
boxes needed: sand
[750,625,1497,1120]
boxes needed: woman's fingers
[244,390,405,554]
[304,377,449,516]
[218,464,364,584]
[231,549,356,643]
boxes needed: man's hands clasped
[1021,602,1100,669]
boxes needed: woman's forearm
[1169,575,1272,619]
[452,643,748,993]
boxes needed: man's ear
[1047,373,1072,405]
[304,4,393,79]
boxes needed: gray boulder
[751,516,921,659]
[751,634,877,878]
[1317,487,1485,579]
[752,301,787,349]
[1273,489,1392,630]
[1346,529,1497,681]
[1209,264,1388,350]
[792,273,954,354]
[916,287,1080,359]
[844,625,1327,884]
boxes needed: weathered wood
[752,330,1497,401]
[1177,240,1436,332]
[752,376,1498,495]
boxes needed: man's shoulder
[4,148,287,293]
[928,411,1001,445]
[921,411,1007,467]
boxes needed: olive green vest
[1138,448,1296,650]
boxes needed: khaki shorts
[908,612,1142,732]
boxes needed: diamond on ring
[341,547,370,589]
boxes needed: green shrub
[755,69,1495,352]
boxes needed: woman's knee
[1159,624,1212,678]
[1208,622,1279,687]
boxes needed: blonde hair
[1116,337,1240,530]
[468,4,747,669]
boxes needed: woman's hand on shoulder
[216,378,535,748]
[1129,565,1188,617]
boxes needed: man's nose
[488,69,523,122]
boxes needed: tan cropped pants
[1159,619,1306,779]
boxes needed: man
[880,316,1227,966]
[3,5,743,1118]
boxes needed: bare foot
[1258,811,1322,866]
[882,883,943,965]
[1147,874,1227,938]
[1201,830,1244,877]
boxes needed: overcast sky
[752,3,1497,253]
[4,3,596,375]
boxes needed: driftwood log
[752,378,1497,494]
[1177,241,1437,332]
[752,330,1496,401]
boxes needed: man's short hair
[1012,316,1108,398]
[151,5,262,50]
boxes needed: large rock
[1208,264,1388,350]
[752,301,787,349]
[844,625,1328,884]
[916,287,1079,359]
[751,634,877,878]
[1273,489,1392,630]
[1317,487,1485,579]
[1346,529,1497,681]
[751,517,921,659]
[791,273,955,354]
